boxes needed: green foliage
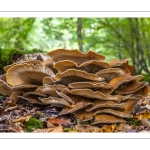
[23,117,43,132]
[141,74,150,83]
[127,118,140,126]
[1,17,150,74]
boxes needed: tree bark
[77,18,83,52]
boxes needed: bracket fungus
[0,49,149,127]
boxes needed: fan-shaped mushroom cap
[54,60,110,73]
[124,99,140,113]
[109,58,130,66]
[39,96,70,107]
[59,100,93,115]
[42,59,58,74]
[43,77,56,85]
[69,82,113,94]
[0,80,38,96]
[74,109,94,121]
[10,92,23,103]
[85,100,126,112]
[115,81,149,95]
[71,89,132,102]
[4,60,42,72]
[109,75,143,89]
[48,49,105,64]
[56,90,75,104]
[92,114,126,125]
[6,63,55,86]
[18,95,45,105]
[68,81,112,89]
[23,91,47,97]
[96,68,125,82]
[109,59,134,75]
[55,69,104,85]
[36,84,67,97]
[93,109,133,118]
[133,85,150,96]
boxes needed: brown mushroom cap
[124,99,140,113]
[55,69,104,85]
[42,59,58,74]
[0,80,38,96]
[85,100,126,112]
[109,75,143,89]
[96,68,125,82]
[108,58,130,66]
[4,60,42,72]
[23,91,47,97]
[74,109,94,121]
[92,114,126,125]
[54,60,110,73]
[56,90,75,104]
[93,109,133,118]
[6,63,55,86]
[48,49,105,64]
[68,81,112,89]
[10,92,23,103]
[18,95,45,105]
[59,100,93,115]
[115,81,149,95]
[71,89,132,102]
[43,77,56,85]
[36,84,67,97]
[39,96,71,107]
[132,85,150,96]
[108,59,134,75]
[69,81,113,94]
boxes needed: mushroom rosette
[0,49,149,126]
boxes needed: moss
[127,118,140,126]
[0,48,46,70]
[23,117,43,132]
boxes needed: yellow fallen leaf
[134,113,150,120]
[50,126,63,132]
[13,115,31,123]
[100,124,116,132]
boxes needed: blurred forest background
[0,18,150,81]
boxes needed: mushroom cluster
[0,49,150,125]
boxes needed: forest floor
[0,95,150,133]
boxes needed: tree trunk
[77,18,83,52]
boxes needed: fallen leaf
[50,126,63,132]
[135,113,150,120]
[47,117,72,126]
[75,125,100,132]
[32,128,54,133]
[13,115,31,123]
[100,124,116,132]
[4,105,18,112]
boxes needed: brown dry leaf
[32,128,54,133]
[134,113,150,120]
[4,105,18,112]
[75,125,100,132]
[9,120,25,132]
[115,123,130,131]
[47,117,72,126]
[50,126,63,132]
[13,115,31,123]
[100,124,116,132]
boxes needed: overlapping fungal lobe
[6,63,55,86]
[0,49,149,127]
